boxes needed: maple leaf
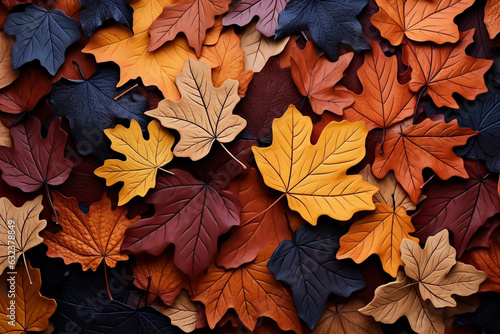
[275,0,369,61]
[343,41,416,130]
[311,298,383,334]
[132,248,188,306]
[268,222,365,329]
[0,117,72,192]
[82,0,218,100]
[403,30,493,109]
[337,203,418,277]
[0,65,52,114]
[252,105,377,224]
[146,59,246,162]
[154,290,207,333]
[147,0,231,56]
[94,120,175,206]
[193,246,302,333]
[0,31,19,89]
[222,0,289,37]
[484,0,500,38]
[3,4,81,75]
[462,232,500,293]
[0,195,45,275]
[412,160,500,257]
[0,261,56,333]
[288,41,353,115]
[239,21,289,73]
[371,0,474,46]
[372,118,477,204]
[42,191,139,271]
[205,29,254,97]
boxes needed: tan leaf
[156,290,203,332]
[0,120,12,148]
[0,31,19,89]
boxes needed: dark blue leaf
[275,0,370,61]
[455,292,500,334]
[49,65,149,160]
[79,0,133,37]
[87,301,180,334]
[3,4,81,75]
[268,222,365,330]
[425,82,500,173]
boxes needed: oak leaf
[94,120,175,206]
[485,0,500,38]
[42,192,139,271]
[155,290,207,333]
[0,195,45,275]
[239,21,289,72]
[289,41,353,115]
[0,31,19,89]
[193,246,302,333]
[371,0,474,46]
[403,30,493,108]
[337,203,418,277]
[82,0,218,100]
[146,59,246,161]
[147,0,231,56]
[252,105,377,224]
[343,41,416,130]
[132,248,188,306]
[372,118,477,204]
[0,261,56,333]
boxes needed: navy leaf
[455,292,500,334]
[79,0,133,37]
[268,222,366,330]
[87,301,180,334]
[49,65,149,160]
[425,82,500,173]
[275,0,370,61]
[3,4,81,75]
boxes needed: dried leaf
[155,290,205,332]
[0,31,19,90]
[485,0,500,38]
[462,233,500,293]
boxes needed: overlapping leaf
[484,0,500,38]
[0,31,18,89]
[79,0,133,37]
[155,290,206,333]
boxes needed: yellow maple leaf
[252,105,377,224]
[95,119,175,206]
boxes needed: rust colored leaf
[403,30,493,108]
[132,248,188,306]
[485,0,500,38]
[372,118,477,204]
[289,41,353,115]
[0,32,19,90]
[343,41,416,130]
[147,0,231,56]
[52,42,97,82]
[371,0,474,46]
[193,246,302,333]
[42,192,139,271]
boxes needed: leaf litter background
[0,0,499,333]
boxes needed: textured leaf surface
[412,160,500,257]
[268,223,365,329]
[156,290,206,333]
[0,262,56,333]
[343,41,416,130]
[289,41,353,115]
[372,118,477,204]
[0,195,45,275]
[403,30,493,108]
[147,0,231,56]
[485,0,500,38]
[222,0,289,37]
[0,117,72,192]
[275,0,370,61]
[79,0,133,37]
[146,59,246,161]
[253,105,377,224]
[193,247,302,333]
[337,203,418,277]
[50,65,149,159]
[3,4,81,75]
[42,192,138,271]
[0,31,18,89]
[95,120,175,205]
[462,233,500,293]
[371,0,474,46]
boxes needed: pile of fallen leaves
[0,0,499,333]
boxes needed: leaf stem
[104,264,113,301]
[49,0,54,10]
[22,253,32,284]
[245,194,285,224]
[475,141,482,178]
[219,142,246,169]
[45,183,58,224]
[158,167,174,175]
[72,61,86,80]
[413,87,426,124]
[114,84,138,101]
[298,96,307,110]
[380,127,386,154]
[145,276,151,306]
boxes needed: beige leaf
[0,120,12,148]
[240,21,289,72]
[0,31,20,90]
[156,290,201,332]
